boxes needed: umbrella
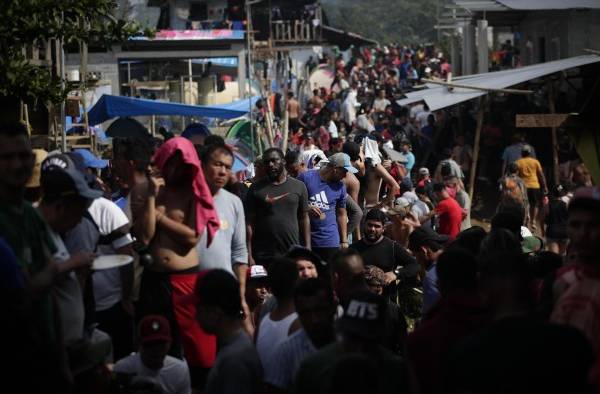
[105,118,151,139]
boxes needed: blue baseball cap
[328,153,358,174]
[73,149,109,169]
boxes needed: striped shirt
[264,329,316,389]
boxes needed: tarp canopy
[88,94,260,126]
[396,55,600,111]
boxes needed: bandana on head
[152,137,220,246]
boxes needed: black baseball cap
[286,245,326,269]
[41,154,103,200]
[408,226,449,251]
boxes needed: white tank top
[256,312,298,369]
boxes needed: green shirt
[0,198,57,342]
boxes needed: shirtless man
[137,137,220,391]
[287,92,302,133]
[342,163,363,241]
[342,141,366,240]
[361,159,401,209]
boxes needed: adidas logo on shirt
[309,191,330,210]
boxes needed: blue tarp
[88,94,259,126]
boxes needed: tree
[0,0,150,105]
[322,0,438,44]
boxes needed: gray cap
[41,154,103,200]
[327,153,358,174]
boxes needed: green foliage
[0,0,152,104]
[322,0,439,45]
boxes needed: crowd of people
[0,44,599,394]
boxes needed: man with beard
[298,153,354,265]
[246,148,311,268]
[350,208,416,290]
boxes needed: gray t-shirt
[197,189,247,274]
[205,330,263,394]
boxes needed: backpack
[500,176,524,204]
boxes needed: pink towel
[153,137,219,245]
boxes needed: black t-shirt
[245,177,308,261]
[546,199,568,239]
[350,236,416,274]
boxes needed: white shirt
[264,329,316,389]
[49,228,85,345]
[114,353,191,394]
[256,312,298,372]
[328,120,339,138]
[300,146,327,169]
[357,114,375,132]
[64,197,133,311]
[342,90,358,124]
[373,98,391,112]
[416,110,434,128]
[409,103,424,120]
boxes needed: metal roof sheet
[396,55,600,111]
[497,0,600,10]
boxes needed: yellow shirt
[516,157,542,189]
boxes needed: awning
[88,94,260,126]
[497,0,600,10]
[321,25,378,50]
[395,55,600,111]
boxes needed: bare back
[364,166,383,208]
[287,99,300,119]
[150,189,198,272]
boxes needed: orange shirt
[516,157,542,189]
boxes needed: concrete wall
[518,10,600,65]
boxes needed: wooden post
[547,81,560,185]
[24,104,30,136]
[468,97,485,200]
[282,109,290,152]
[264,94,275,147]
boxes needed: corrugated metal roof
[453,0,508,12]
[396,55,600,111]
[497,0,600,10]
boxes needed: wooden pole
[264,94,275,147]
[468,97,485,200]
[547,81,560,185]
[282,108,289,152]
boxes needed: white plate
[92,255,134,270]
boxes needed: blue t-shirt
[400,151,415,171]
[0,237,24,289]
[298,170,346,248]
[422,263,440,315]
